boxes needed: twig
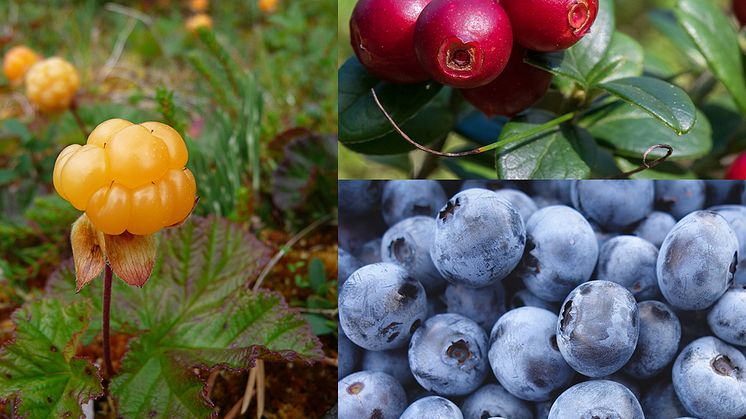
[223,397,243,419]
[321,357,338,367]
[256,360,265,419]
[607,144,673,179]
[252,213,333,291]
[102,264,114,388]
[240,362,259,414]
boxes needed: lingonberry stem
[103,263,114,385]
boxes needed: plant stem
[103,264,114,385]
[69,101,90,139]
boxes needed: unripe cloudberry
[414,0,513,88]
[3,45,40,85]
[734,0,746,27]
[25,57,80,113]
[53,119,197,236]
[726,152,746,180]
[350,0,433,84]
[460,44,553,117]
[501,0,599,52]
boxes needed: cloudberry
[25,57,79,113]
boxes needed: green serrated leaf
[675,0,746,115]
[583,103,712,160]
[598,77,696,133]
[47,217,323,418]
[0,299,102,418]
[338,56,442,144]
[496,112,593,179]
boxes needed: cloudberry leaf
[46,216,323,418]
[0,299,103,418]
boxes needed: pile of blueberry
[349,0,599,116]
[338,180,746,419]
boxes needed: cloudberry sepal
[104,232,157,288]
[71,214,106,292]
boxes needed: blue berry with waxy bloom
[339,180,382,218]
[672,336,746,419]
[657,210,738,310]
[339,263,427,351]
[492,188,538,223]
[459,384,533,419]
[430,188,525,288]
[362,347,415,387]
[547,380,644,419]
[488,307,575,401]
[655,179,706,220]
[400,396,464,419]
[338,325,360,380]
[633,210,676,248]
[641,380,689,419]
[519,205,598,302]
[596,235,660,300]
[444,281,505,331]
[623,300,681,379]
[509,289,559,312]
[381,215,446,293]
[382,180,447,226]
[409,313,489,396]
[338,248,361,289]
[338,371,407,419]
[556,281,639,377]
[710,204,746,284]
[571,180,654,231]
[707,285,746,347]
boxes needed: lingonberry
[726,152,746,179]
[460,44,553,117]
[501,0,599,52]
[349,0,432,84]
[24,57,79,113]
[735,0,746,27]
[3,45,40,85]
[414,0,513,88]
[54,119,196,236]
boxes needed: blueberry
[519,205,598,302]
[444,282,505,331]
[338,248,362,288]
[338,370,407,419]
[705,179,743,206]
[492,188,538,224]
[709,205,746,284]
[571,180,654,231]
[672,336,746,419]
[597,373,642,401]
[339,180,383,218]
[641,380,689,419]
[530,180,573,205]
[339,325,361,380]
[623,300,681,379]
[707,286,746,346]
[382,180,448,226]
[596,235,660,300]
[355,238,383,265]
[509,289,559,313]
[460,384,533,419]
[655,180,706,220]
[633,211,676,248]
[534,400,553,419]
[409,313,489,396]
[657,210,738,310]
[556,281,639,377]
[547,380,644,419]
[589,220,619,248]
[381,216,446,293]
[430,189,526,288]
[400,396,464,419]
[488,307,574,401]
[339,263,427,350]
[362,348,415,387]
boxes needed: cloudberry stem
[103,263,114,387]
[69,101,90,139]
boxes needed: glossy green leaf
[496,112,595,179]
[675,0,746,115]
[0,300,103,418]
[648,9,706,68]
[584,103,712,160]
[599,77,697,133]
[47,217,323,418]
[339,56,442,144]
[588,32,644,85]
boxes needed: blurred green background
[338,0,733,179]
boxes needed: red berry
[734,0,746,27]
[726,152,746,180]
[414,0,513,88]
[460,44,553,117]
[501,0,599,52]
[349,0,433,84]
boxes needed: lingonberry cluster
[350,0,599,116]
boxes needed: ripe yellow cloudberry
[25,57,80,113]
[53,119,197,236]
[258,0,278,12]
[189,0,209,12]
[3,45,40,85]
[186,14,213,32]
